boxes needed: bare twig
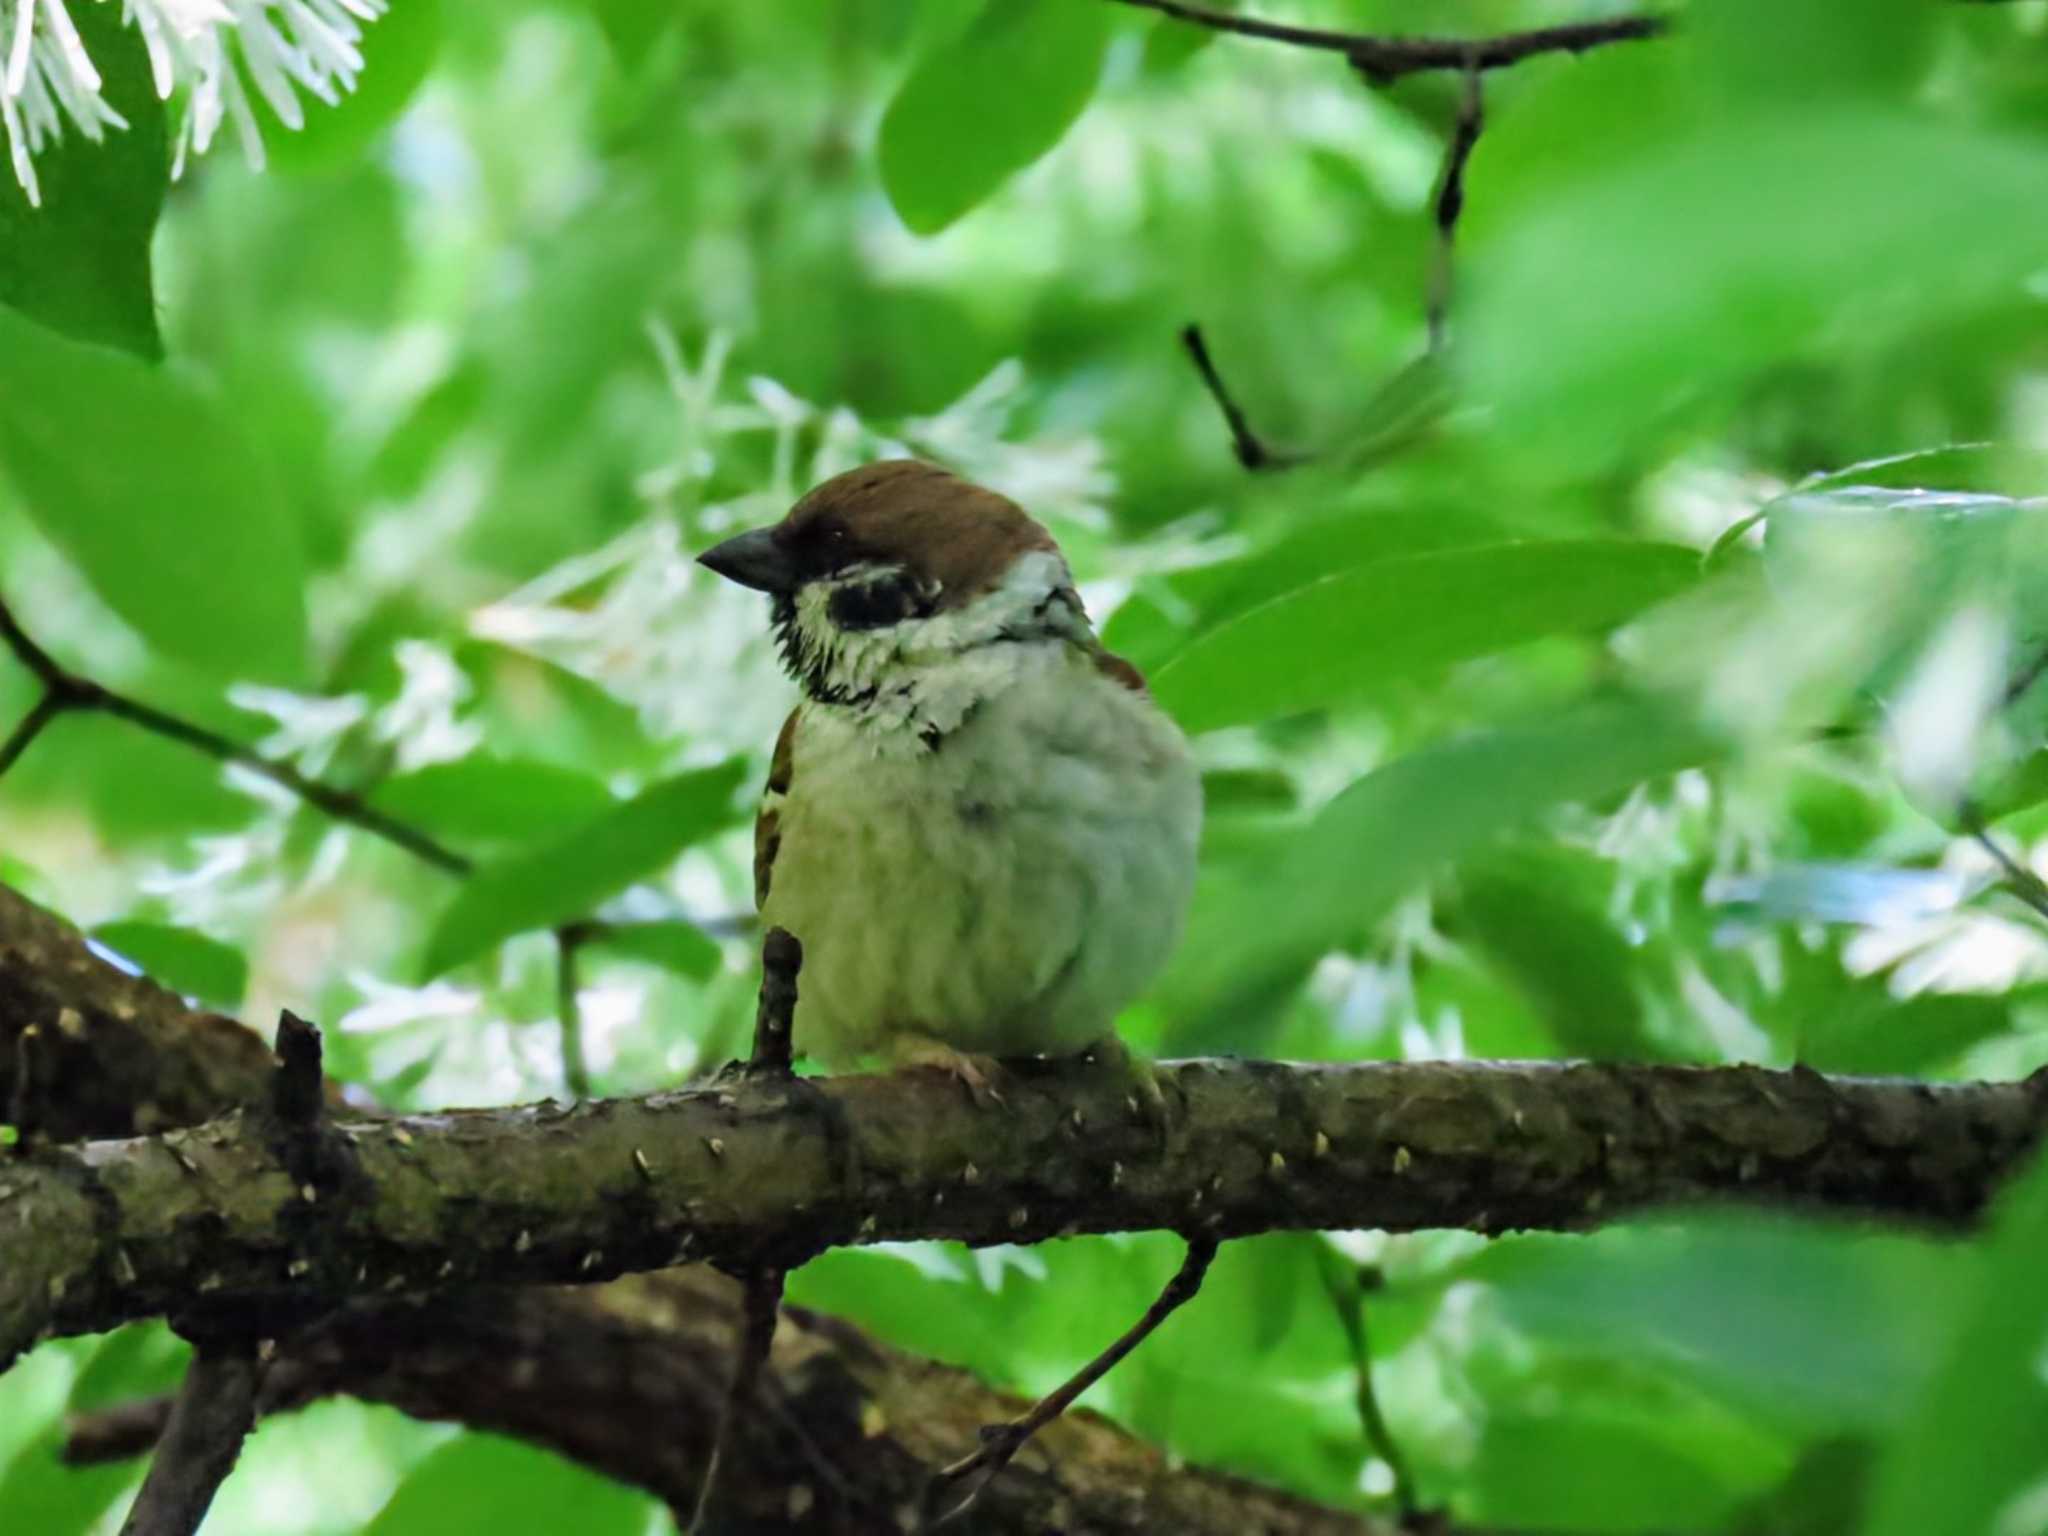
[0,591,471,874]
[1426,69,1485,354]
[684,1266,786,1535]
[555,926,592,1100]
[1109,0,1666,85]
[1319,1252,1420,1522]
[1181,324,1302,472]
[0,689,65,779]
[926,1232,1222,1529]
[749,927,803,1075]
[116,1344,260,1536]
[1961,802,2048,924]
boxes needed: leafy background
[3,0,2048,1530]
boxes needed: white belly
[762,648,1201,1064]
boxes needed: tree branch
[6,1042,2043,1369]
[1108,0,1667,86]
[1181,324,1300,472]
[64,1267,1393,1535]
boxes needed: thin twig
[116,1345,260,1536]
[1426,69,1485,355]
[0,689,64,779]
[0,591,472,874]
[749,927,802,1075]
[1961,802,2048,924]
[685,1267,787,1535]
[926,1232,1222,1530]
[1109,0,1666,85]
[555,927,592,1100]
[1180,325,1301,472]
[1319,1253,1420,1522]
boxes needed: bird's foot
[889,1035,1006,1107]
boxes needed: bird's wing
[754,707,798,910]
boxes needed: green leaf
[1865,1145,2048,1536]
[66,1325,190,1414]
[370,756,616,845]
[421,761,745,979]
[0,308,307,682]
[587,920,722,982]
[1468,1413,1747,1533]
[1473,1216,1964,1433]
[260,0,443,172]
[0,1428,133,1536]
[0,1,167,358]
[878,0,1112,234]
[90,921,248,1009]
[1465,109,2048,466]
[364,1432,648,1536]
[1152,542,1700,734]
[1161,696,1719,1042]
[1452,848,1666,1062]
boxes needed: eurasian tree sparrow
[698,460,1201,1089]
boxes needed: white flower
[1,0,385,206]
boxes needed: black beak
[697,527,797,594]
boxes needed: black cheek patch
[828,573,932,632]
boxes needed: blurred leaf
[588,919,721,981]
[1473,1216,1966,1432]
[0,1428,132,1536]
[1199,768,1296,816]
[1163,696,1719,1039]
[1865,1145,2048,1536]
[1109,501,1505,670]
[66,1324,190,1414]
[261,0,443,171]
[89,921,248,1009]
[1466,110,2048,466]
[370,756,616,845]
[364,1431,647,1536]
[1467,1412,1745,1532]
[421,760,744,979]
[1452,848,1665,1062]
[878,0,1112,234]
[1153,542,1699,733]
[1694,0,1929,104]
[0,308,306,682]
[0,2,166,357]
[1729,1437,1875,1536]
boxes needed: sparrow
[697,459,1201,1090]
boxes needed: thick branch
[6,1049,2042,1366]
[64,1267,1385,1535]
[1108,0,1666,85]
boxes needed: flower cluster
[1,0,383,205]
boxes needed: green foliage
[261,0,445,172]
[0,308,306,682]
[1866,1145,2048,1536]
[1153,541,1698,732]
[0,0,166,358]
[879,0,1113,233]
[370,755,615,846]
[363,1432,650,1535]
[421,761,744,978]
[90,920,249,1008]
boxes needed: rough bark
[7,1043,2044,1365]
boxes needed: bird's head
[698,460,1082,707]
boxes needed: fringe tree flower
[1,0,384,205]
